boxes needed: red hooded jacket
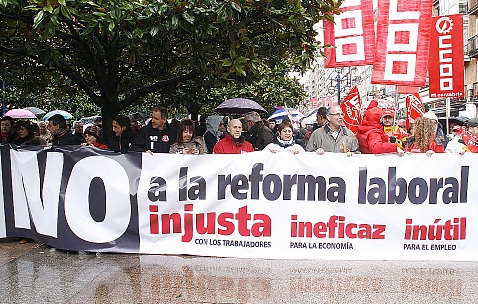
[356,101,398,154]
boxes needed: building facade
[306,0,478,123]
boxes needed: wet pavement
[0,238,477,303]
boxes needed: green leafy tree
[157,62,306,119]
[1,0,341,139]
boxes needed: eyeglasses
[329,113,344,117]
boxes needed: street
[0,239,476,303]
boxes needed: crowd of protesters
[2,104,478,157]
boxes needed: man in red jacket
[213,119,254,154]
[357,101,404,155]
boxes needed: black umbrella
[128,112,146,122]
[23,107,46,116]
[215,98,266,114]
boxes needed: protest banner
[1,145,477,260]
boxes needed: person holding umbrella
[243,111,273,151]
[1,116,15,143]
[48,114,82,146]
[9,120,35,146]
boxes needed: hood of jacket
[357,121,382,134]
[205,116,224,138]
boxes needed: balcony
[467,35,478,58]
[470,0,478,14]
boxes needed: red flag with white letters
[372,0,433,86]
[340,86,361,133]
[429,14,465,98]
[406,93,425,129]
[324,0,375,67]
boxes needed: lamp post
[328,67,362,104]
[1,80,5,116]
[328,67,352,104]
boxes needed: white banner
[2,146,478,260]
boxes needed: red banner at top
[324,0,375,68]
[372,0,433,86]
[429,14,465,98]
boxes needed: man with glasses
[72,121,84,142]
[306,105,358,156]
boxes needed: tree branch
[119,71,199,111]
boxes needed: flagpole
[394,85,398,127]
[446,97,450,135]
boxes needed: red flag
[406,93,425,129]
[428,14,465,98]
[372,0,433,86]
[456,126,478,147]
[340,86,361,133]
[324,0,375,67]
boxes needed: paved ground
[0,238,477,303]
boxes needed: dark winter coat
[51,130,83,146]
[248,121,274,151]
[129,121,177,153]
[107,129,137,154]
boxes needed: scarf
[1,132,10,141]
[273,136,295,148]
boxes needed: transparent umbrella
[215,98,266,114]
[43,110,74,121]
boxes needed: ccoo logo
[436,16,453,34]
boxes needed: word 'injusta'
[149,204,271,242]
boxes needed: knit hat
[84,126,100,139]
[363,100,382,123]
[423,111,438,122]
